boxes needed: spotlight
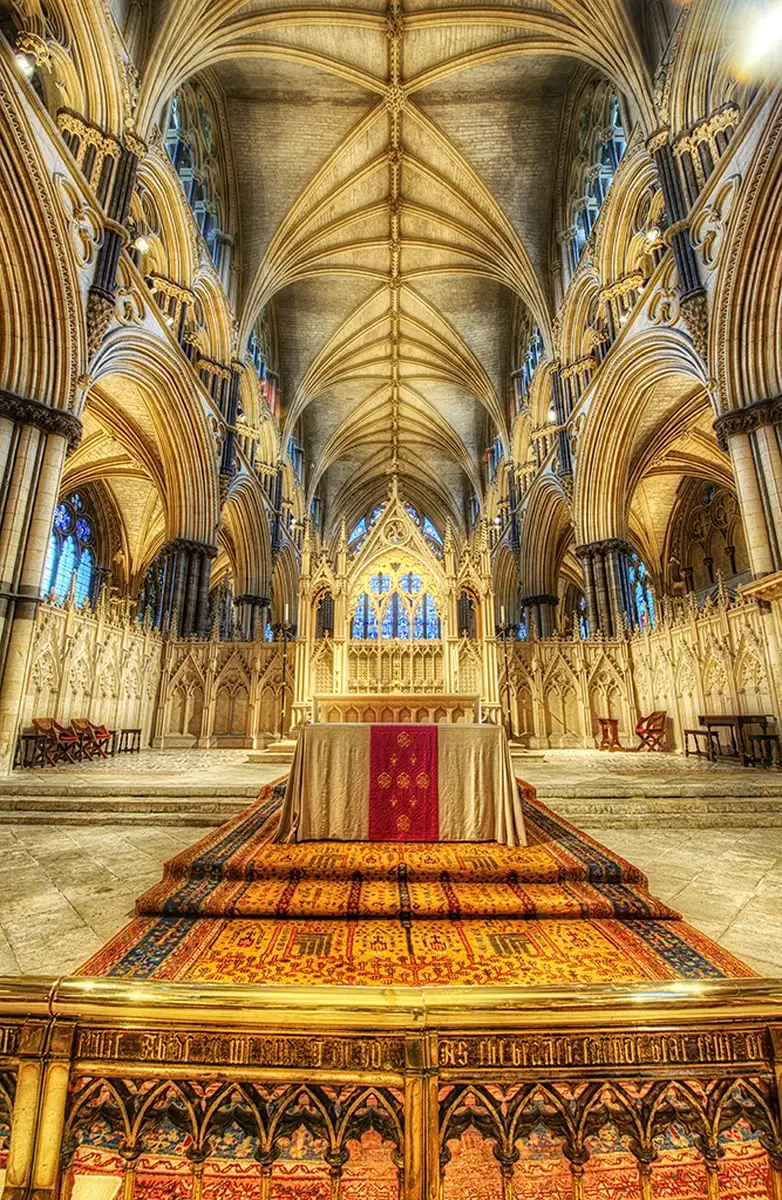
[15,53,34,78]
[736,1,782,78]
[646,226,660,244]
[132,234,150,254]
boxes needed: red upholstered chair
[32,717,81,764]
[635,711,667,752]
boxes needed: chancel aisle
[278,722,525,846]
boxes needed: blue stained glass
[365,603,378,641]
[75,517,92,543]
[42,531,57,596]
[369,505,384,526]
[351,595,366,639]
[381,600,395,640]
[53,504,72,534]
[370,573,391,595]
[263,622,274,642]
[75,547,93,607]
[397,601,410,640]
[53,536,77,600]
[404,504,420,524]
[413,603,425,640]
[349,518,368,544]
[400,573,422,594]
[70,493,84,511]
[423,518,442,544]
[424,595,439,639]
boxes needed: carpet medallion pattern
[79,778,752,985]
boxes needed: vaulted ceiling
[139,0,654,535]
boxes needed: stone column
[86,142,140,356]
[716,399,782,577]
[520,594,559,639]
[550,365,573,478]
[0,393,81,768]
[647,128,708,358]
[159,539,218,637]
[234,594,267,640]
[575,539,635,637]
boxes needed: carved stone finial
[86,290,115,359]
[680,292,709,366]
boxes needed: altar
[312,693,480,724]
[277,722,526,847]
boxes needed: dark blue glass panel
[349,517,368,543]
[423,518,442,544]
[397,602,410,639]
[54,536,77,600]
[351,595,366,639]
[75,517,92,543]
[75,548,93,607]
[42,531,58,596]
[54,504,72,534]
[424,595,439,639]
[365,602,378,640]
[413,603,425,640]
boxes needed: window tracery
[165,87,226,271]
[351,569,440,641]
[566,85,627,272]
[628,553,655,629]
[43,492,96,607]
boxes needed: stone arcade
[1,1,782,1197]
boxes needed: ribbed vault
[134,0,654,529]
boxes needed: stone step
[0,810,228,827]
[0,793,249,815]
[0,781,262,798]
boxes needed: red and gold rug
[79,778,752,985]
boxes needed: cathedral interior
[1,0,782,1196]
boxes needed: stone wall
[153,638,291,748]
[22,600,164,743]
[504,591,782,750]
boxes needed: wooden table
[277,722,526,846]
[698,714,775,765]
[118,728,142,753]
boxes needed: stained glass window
[381,598,396,640]
[628,553,655,629]
[578,595,589,640]
[137,556,165,628]
[351,571,440,640]
[53,504,72,534]
[423,518,442,545]
[43,493,97,607]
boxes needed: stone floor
[0,748,780,978]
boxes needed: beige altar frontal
[277,722,526,846]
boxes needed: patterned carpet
[79,778,753,985]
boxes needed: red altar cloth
[369,725,439,841]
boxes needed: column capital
[0,389,82,452]
[646,126,671,155]
[233,594,270,607]
[714,395,782,450]
[159,538,218,559]
[575,537,633,560]
[520,594,559,608]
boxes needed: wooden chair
[72,718,110,760]
[635,711,667,752]
[32,717,81,764]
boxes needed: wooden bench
[683,728,721,760]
